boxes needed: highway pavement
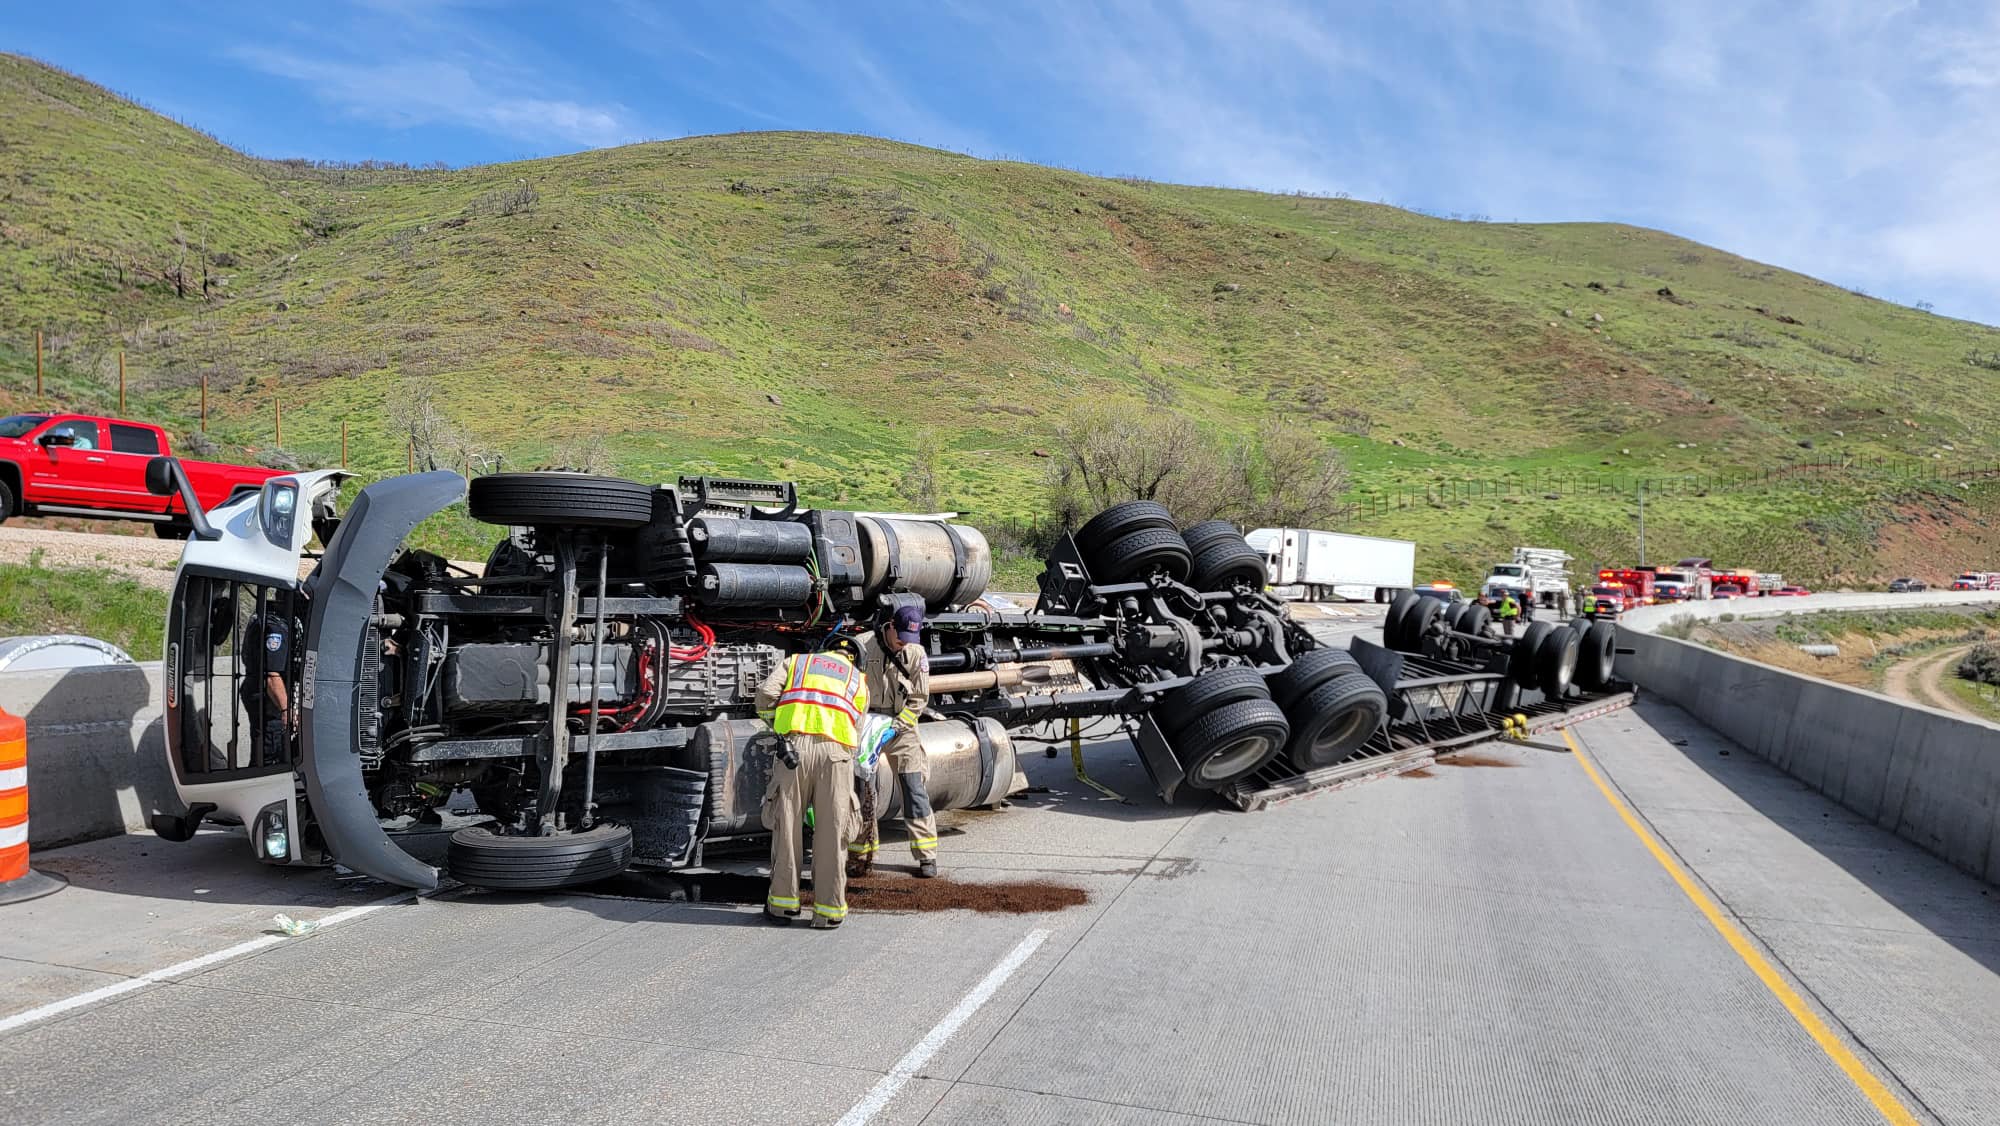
[3,602,1997,1124]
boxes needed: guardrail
[1614,591,2000,883]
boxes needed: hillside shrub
[1957,644,2000,687]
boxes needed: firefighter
[1496,591,1521,637]
[755,638,868,929]
[850,604,937,878]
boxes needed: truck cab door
[28,417,105,504]
[103,422,169,512]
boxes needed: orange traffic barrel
[0,707,68,905]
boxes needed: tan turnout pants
[849,729,936,869]
[764,734,858,923]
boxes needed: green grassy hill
[6,53,2000,587]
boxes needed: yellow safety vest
[771,653,869,748]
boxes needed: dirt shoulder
[0,525,184,590]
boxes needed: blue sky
[7,1,1999,325]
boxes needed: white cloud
[230,46,635,149]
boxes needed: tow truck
[145,463,1407,891]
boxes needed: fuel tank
[856,517,993,611]
[685,715,1023,839]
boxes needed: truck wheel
[1509,621,1554,689]
[153,522,191,540]
[1092,526,1192,583]
[1076,501,1175,558]
[468,472,654,529]
[1535,626,1581,698]
[1179,520,1241,555]
[1152,667,1270,734]
[1188,535,1266,592]
[1270,646,1359,709]
[1173,697,1289,789]
[0,478,12,524]
[1394,597,1443,654]
[1286,670,1387,770]
[1384,592,1419,648]
[1576,620,1616,690]
[447,823,635,890]
[1456,603,1492,638]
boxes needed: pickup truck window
[0,414,47,438]
[109,423,161,455]
[44,419,100,449]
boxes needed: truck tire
[1172,697,1289,789]
[1152,667,1270,735]
[468,472,654,530]
[1509,621,1554,689]
[1535,626,1581,699]
[1188,535,1266,592]
[1076,501,1175,558]
[1576,620,1616,690]
[1394,597,1443,653]
[1384,592,1419,648]
[447,823,634,890]
[1269,646,1359,709]
[1285,670,1386,770]
[1456,603,1492,638]
[153,522,191,540]
[0,478,13,524]
[1179,520,1241,555]
[1092,526,1192,583]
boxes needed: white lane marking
[0,889,416,1035]
[837,928,1051,1126]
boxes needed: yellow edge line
[1560,726,1920,1126]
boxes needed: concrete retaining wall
[1614,591,2000,883]
[0,662,177,849]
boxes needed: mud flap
[300,472,465,890]
[1131,713,1185,803]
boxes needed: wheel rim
[1193,733,1275,783]
[1311,708,1372,757]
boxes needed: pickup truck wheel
[1076,501,1176,558]
[447,823,634,890]
[1269,646,1358,709]
[1535,626,1582,698]
[1509,622,1555,688]
[1092,526,1192,583]
[1152,667,1269,735]
[1576,620,1616,690]
[1172,697,1289,789]
[468,472,653,530]
[1179,519,1242,555]
[153,522,191,540]
[0,478,12,524]
[1188,536,1266,592]
[1384,592,1419,648]
[1286,670,1387,770]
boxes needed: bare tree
[387,378,498,473]
[898,430,946,511]
[1231,418,1351,527]
[550,435,613,475]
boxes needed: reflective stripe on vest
[772,654,865,747]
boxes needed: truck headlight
[254,801,290,862]
[262,481,299,549]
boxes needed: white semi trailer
[1244,527,1415,602]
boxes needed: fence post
[408,437,415,472]
[341,421,348,468]
[200,375,207,431]
[34,330,42,397]
[275,397,282,447]
[117,350,125,414]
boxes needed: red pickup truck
[0,412,284,538]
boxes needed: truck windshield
[1490,566,1523,577]
[0,414,49,438]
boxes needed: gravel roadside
[0,526,185,590]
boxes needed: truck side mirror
[40,432,76,448]
[144,456,177,496]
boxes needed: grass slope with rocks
[5,53,2000,589]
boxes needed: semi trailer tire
[1456,603,1492,638]
[1179,519,1242,555]
[1394,597,1444,653]
[1509,621,1554,688]
[1076,501,1175,557]
[1576,620,1616,690]
[447,823,635,890]
[1384,592,1419,649]
[468,472,654,529]
[1535,625,1581,699]
[1285,670,1387,770]
[1153,667,1270,734]
[1092,526,1193,583]
[1188,535,1266,592]
[1173,697,1290,789]
[1270,646,1359,709]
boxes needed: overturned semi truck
[147,464,1394,890]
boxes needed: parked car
[1581,584,1628,618]
[1887,578,1927,593]
[1711,583,1745,599]
[0,412,282,537]
[1769,586,1811,597]
[1412,582,1464,604]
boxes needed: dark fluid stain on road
[594,870,1089,914]
[1398,766,1436,779]
[1439,751,1519,768]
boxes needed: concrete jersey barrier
[1613,590,2000,883]
[0,662,176,850]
